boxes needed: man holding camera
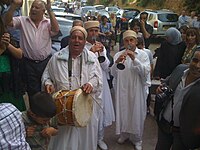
[155,48,200,150]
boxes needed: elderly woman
[154,27,186,79]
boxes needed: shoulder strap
[168,64,189,90]
[159,64,188,120]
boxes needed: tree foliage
[184,0,200,13]
[136,0,200,13]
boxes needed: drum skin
[53,89,93,127]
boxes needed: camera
[156,86,173,100]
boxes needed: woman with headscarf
[154,27,186,79]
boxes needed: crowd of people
[0,0,200,150]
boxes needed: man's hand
[41,127,58,137]
[46,0,52,12]
[90,42,104,53]
[82,83,93,94]
[140,19,145,27]
[12,0,23,8]
[26,126,36,137]
[45,84,55,94]
[126,50,135,61]
[115,51,127,64]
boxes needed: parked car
[53,12,81,20]
[133,9,179,37]
[51,6,65,12]
[98,9,110,19]
[94,5,105,10]
[81,6,97,21]
[105,6,120,14]
[116,9,140,30]
[51,17,73,53]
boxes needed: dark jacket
[180,79,200,149]
[154,40,186,79]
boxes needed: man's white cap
[123,30,137,40]
[84,21,100,30]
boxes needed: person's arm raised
[3,0,23,27]
[46,0,59,33]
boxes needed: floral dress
[182,44,197,64]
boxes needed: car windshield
[124,11,138,18]
[52,19,72,42]
[158,13,178,22]
[95,6,105,10]
[108,7,118,12]
[82,7,96,13]
[52,8,65,12]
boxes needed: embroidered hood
[57,46,95,64]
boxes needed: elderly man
[42,26,103,150]
[60,19,83,49]
[84,21,115,150]
[6,0,59,98]
[111,30,150,150]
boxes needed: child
[22,91,58,150]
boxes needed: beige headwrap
[70,26,87,39]
[84,21,100,30]
[123,30,137,40]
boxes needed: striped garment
[0,103,31,150]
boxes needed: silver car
[133,9,179,37]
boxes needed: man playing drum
[111,30,150,150]
[42,26,103,150]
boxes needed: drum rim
[73,88,93,127]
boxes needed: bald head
[30,0,46,22]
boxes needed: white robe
[42,47,103,150]
[111,48,150,139]
[85,42,115,132]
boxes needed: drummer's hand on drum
[26,125,36,137]
[82,83,93,94]
[41,127,58,137]
[45,84,55,94]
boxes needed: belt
[161,117,180,132]
[23,55,51,63]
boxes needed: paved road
[101,114,158,150]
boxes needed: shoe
[117,136,128,144]
[98,140,108,150]
[135,141,142,150]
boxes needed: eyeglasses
[192,57,200,63]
